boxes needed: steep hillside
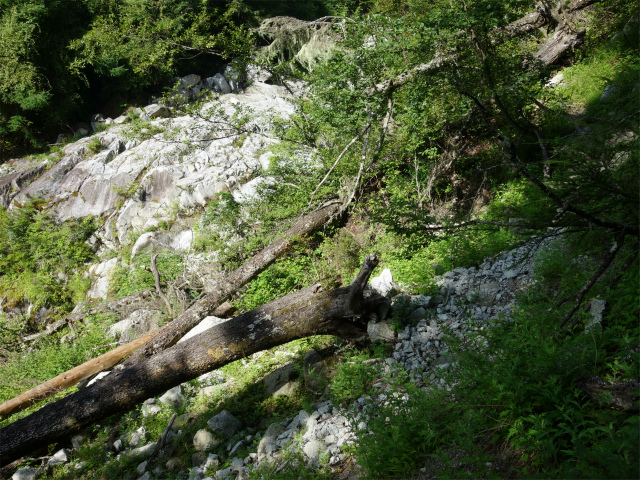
[0,1,638,479]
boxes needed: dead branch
[560,234,625,328]
[123,200,346,366]
[151,254,173,318]
[145,412,177,472]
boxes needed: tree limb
[123,200,346,366]
[560,234,625,328]
[151,254,173,318]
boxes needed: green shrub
[0,202,97,318]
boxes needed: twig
[145,412,177,471]
[305,122,372,213]
[560,233,625,328]
[345,112,371,207]
[151,254,173,318]
[273,459,290,474]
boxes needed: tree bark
[0,255,380,467]
[123,200,344,366]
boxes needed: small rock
[303,439,323,462]
[194,429,220,451]
[257,423,285,454]
[600,85,619,102]
[12,467,39,480]
[159,385,185,407]
[71,433,88,449]
[546,73,564,87]
[192,451,207,467]
[407,307,427,322]
[211,73,232,94]
[215,467,232,479]
[370,268,396,296]
[204,453,220,469]
[166,457,184,472]
[137,461,148,475]
[142,404,162,417]
[207,410,242,438]
[230,457,244,472]
[48,448,70,466]
[181,74,201,88]
[367,319,396,342]
[143,104,171,119]
[128,442,157,459]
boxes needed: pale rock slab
[179,316,228,343]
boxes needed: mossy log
[0,255,381,466]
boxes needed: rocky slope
[0,71,301,314]
[8,238,579,480]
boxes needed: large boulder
[142,104,171,119]
[370,269,396,297]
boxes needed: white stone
[546,73,564,87]
[303,439,323,462]
[159,385,185,407]
[131,232,156,258]
[12,467,39,480]
[48,448,70,466]
[369,269,396,296]
[179,316,228,343]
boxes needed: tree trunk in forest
[123,200,344,366]
[0,254,381,466]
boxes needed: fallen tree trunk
[0,329,161,419]
[0,254,380,466]
[367,0,601,95]
[123,200,344,366]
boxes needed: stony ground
[9,239,559,480]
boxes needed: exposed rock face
[2,82,295,251]
[86,258,118,300]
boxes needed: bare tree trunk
[0,255,380,467]
[123,200,344,366]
